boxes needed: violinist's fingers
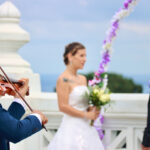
[14,84,29,98]
[32,110,48,125]
[43,117,48,125]
[19,78,29,85]
[19,78,29,82]
[18,78,25,81]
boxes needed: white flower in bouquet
[100,94,110,103]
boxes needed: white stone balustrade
[1,93,148,150]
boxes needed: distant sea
[40,74,150,93]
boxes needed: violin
[0,66,47,131]
[0,74,29,96]
[0,67,47,131]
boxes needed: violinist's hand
[32,110,48,125]
[15,78,29,99]
[141,144,150,150]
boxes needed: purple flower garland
[88,0,139,140]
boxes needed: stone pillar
[0,1,41,93]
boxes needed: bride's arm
[56,77,99,120]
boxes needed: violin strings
[0,66,47,132]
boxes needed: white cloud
[22,19,150,42]
[121,22,150,35]
[21,20,107,40]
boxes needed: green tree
[83,72,143,93]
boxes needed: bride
[47,42,105,150]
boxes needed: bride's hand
[87,106,99,112]
[85,109,100,120]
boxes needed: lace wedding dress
[47,86,104,150]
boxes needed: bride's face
[70,49,87,69]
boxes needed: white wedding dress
[47,85,105,150]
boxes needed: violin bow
[0,66,47,131]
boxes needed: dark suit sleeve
[8,102,25,120]
[142,95,150,147]
[0,108,42,143]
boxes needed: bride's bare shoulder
[56,73,70,94]
[56,73,69,87]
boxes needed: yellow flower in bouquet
[86,86,111,109]
[100,94,110,103]
[94,89,104,95]
[93,88,100,94]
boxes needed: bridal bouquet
[87,86,110,109]
[85,84,111,125]
[85,73,111,125]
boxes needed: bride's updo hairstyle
[63,42,85,65]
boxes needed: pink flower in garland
[95,71,100,79]
[88,77,101,86]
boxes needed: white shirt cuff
[13,98,26,110]
[30,113,42,125]
[13,99,42,125]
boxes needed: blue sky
[2,0,150,76]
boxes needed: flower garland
[88,0,140,140]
